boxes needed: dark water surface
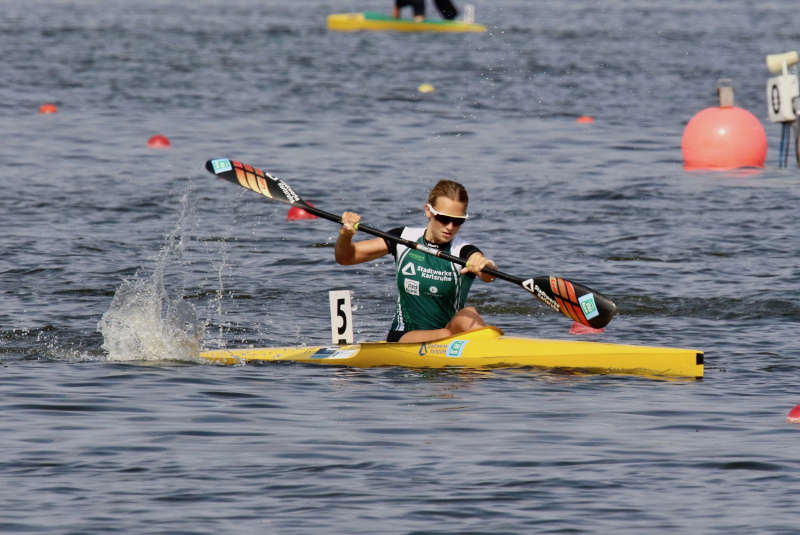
[2,1,799,533]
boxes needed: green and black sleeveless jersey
[384,227,481,333]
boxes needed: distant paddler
[393,0,425,21]
[393,0,460,22]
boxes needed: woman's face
[424,196,468,244]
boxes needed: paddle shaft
[295,202,521,285]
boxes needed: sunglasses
[427,203,469,226]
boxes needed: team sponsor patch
[418,341,466,357]
[210,158,232,174]
[402,263,416,276]
[446,340,468,358]
[578,293,599,320]
[404,278,420,296]
[419,342,446,356]
[417,265,452,282]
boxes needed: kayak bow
[199,327,704,379]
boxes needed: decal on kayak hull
[418,339,468,358]
[311,347,358,360]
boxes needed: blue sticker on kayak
[310,347,358,360]
[446,340,467,358]
[578,293,599,320]
[210,158,232,174]
[311,347,338,359]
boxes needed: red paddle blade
[524,276,616,329]
[206,159,303,206]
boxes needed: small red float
[576,115,595,124]
[787,404,800,423]
[287,202,318,221]
[39,103,58,114]
[147,135,171,148]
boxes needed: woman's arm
[335,211,390,265]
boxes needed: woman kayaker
[335,179,496,343]
[392,0,459,21]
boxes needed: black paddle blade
[205,159,304,206]
[523,276,616,329]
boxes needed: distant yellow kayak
[199,326,704,379]
[327,12,487,33]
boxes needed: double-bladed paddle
[205,158,617,329]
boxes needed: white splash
[98,277,203,362]
[98,192,205,362]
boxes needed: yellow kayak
[199,327,704,379]
[327,12,487,33]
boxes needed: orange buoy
[147,135,171,148]
[787,404,800,423]
[39,103,58,114]
[576,115,594,124]
[681,107,767,170]
[287,202,318,221]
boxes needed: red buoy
[787,404,800,423]
[39,103,58,114]
[287,202,318,221]
[576,115,595,124]
[681,107,767,170]
[147,135,171,148]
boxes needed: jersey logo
[401,262,416,276]
[404,279,420,296]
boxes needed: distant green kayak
[327,12,487,33]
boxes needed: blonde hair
[427,179,468,207]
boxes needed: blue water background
[1,1,799,533]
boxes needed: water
[2,0,799,533]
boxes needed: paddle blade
[523,276,616,329]
[205,159,304,206]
